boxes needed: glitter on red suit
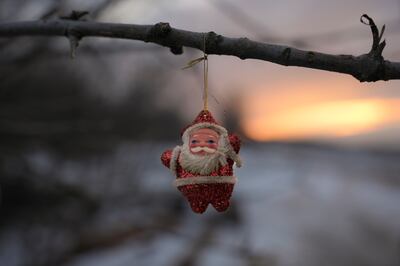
[161,110,242,214]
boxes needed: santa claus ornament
[161,37,242,213]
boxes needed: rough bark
[0,14,398,82]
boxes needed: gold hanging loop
[203,34,208,111]
[182,33,209,111]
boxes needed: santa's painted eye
[207,140,215,144]
[191,140,198,144]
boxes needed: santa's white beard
[179,144,228,175]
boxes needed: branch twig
[360,14,386,59]
[0,15,399,82]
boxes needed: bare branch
[0,16,399,82]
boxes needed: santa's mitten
[161,149,172,168]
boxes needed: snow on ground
[1,142,400,266]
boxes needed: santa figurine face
[189,128,219,156]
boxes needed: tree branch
[0,15,399,82]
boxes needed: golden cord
[203,35,208,111]
[182,34,209,111]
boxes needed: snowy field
[1,142,400,266]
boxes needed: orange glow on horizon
[242,98,400,142]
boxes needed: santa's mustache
[190,146,217,154]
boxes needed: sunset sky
[69,0,400,149]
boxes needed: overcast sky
[6,0,400,150]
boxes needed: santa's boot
[188,198,209,213]
[178,184,210,214]
[210,183,234,212]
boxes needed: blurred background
[1,1,400,266]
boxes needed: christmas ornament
[160,36,242,214]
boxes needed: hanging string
[202,35,208,111]
[182,34,209,111]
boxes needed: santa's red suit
[161,110,242,214]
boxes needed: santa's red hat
[181,110,228,140]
